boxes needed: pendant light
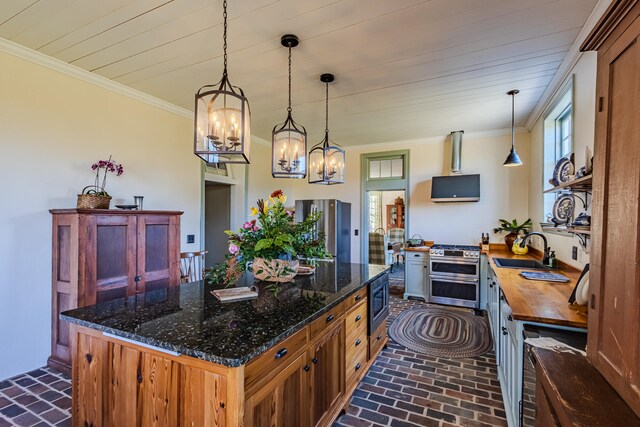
[309,74,346,185]
[272,34,307,178]
[193,0,251,164]
[503,89,522,167]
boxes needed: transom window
[368,157,404,180]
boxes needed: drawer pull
[312,357,318,364]
[355,339,362,346]
[326,314,334,322]
[303,365,310,372]
[500,294,505,301]
[355,294,362,301]
[274,348,288,359]
[502,327,508,336]
[489,282,494,288]
[414,254,420,257]
[377,334,382,341]
[507,314,513,321]
[355,363,361,371]
[355,315,362,322]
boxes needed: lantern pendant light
[309,73,346,185]
[503,89,522,167]
[193,0,251,164]
[272,34,307,178]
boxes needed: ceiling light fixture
[193,0,251,164]
[503,89,522,167]
[309,73,345,185]
[272,34,306,179]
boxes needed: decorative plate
[552,156,574,185]
[552,195,575,225]
[115,204,139,210]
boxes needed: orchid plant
[208,190,330,286]
[82,155,124,197]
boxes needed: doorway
[204,183,231,266]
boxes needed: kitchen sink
[493,258,547,269]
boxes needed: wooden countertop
[485,248,587,329]
[404,246,430,252]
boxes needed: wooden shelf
[543,174,592,193]
[542,227,591,236]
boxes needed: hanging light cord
[287,43,292,113]
[510,92,515,149]
[324,81,330,144]
[222,0,228,77]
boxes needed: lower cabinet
[404,251,429,300]
[486,266,500,361]
[245,352,310,427]
[498,290,519,426]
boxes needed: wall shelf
[544,174,592,193]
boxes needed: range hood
[431,131,481,203]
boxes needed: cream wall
[266,132,531,262]
[0,50,202,379]
[528,52,597,268]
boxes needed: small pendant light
[272,34,307,178]
[193,0,251,164]
[503,89,522,167]
[309,73,346,185]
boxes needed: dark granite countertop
[61,262,389,367]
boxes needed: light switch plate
[187,234,195,244]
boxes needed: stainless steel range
[429,244,480,308]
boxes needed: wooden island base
[70,288,387,427]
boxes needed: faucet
[520,232,551,266]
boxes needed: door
[244,352,310,427]
[310,322,345,427]
[588,11,640,416]
[86,214,137,304]
[137,215,180,294]
[204,183,231,266]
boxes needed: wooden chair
[180,250,208,283]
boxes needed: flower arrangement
[82,155,124,197]
[208,190,330,285]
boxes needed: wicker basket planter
[77,194,111,209]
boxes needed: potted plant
[493,218,532,251]
[210,190,329,285]
[77,156,124,209]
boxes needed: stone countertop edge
[60,267,390,368]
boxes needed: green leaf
[255,239,273,251]
[255,269,264,275]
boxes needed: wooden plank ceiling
[0,0,599,146]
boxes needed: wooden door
[181,364,227,426]
[136,215,180,294]
[244,352,310,427]
[310,322,345,427]
[588,9,640,416]
[84,214,137,305]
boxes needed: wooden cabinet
[581,0,640,417]
[50,209,182,373]
[404,251,428,300]
[385,203,404,230]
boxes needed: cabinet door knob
[355,339,362,346]
[303,365,310,372]
[489,282,494,288]
[312,357,318,364]
[134,275,142,282]
[507,314,513,321]
[274,348,288,359]
[355,315,362,322]
[355,294,362,301]
[355,363,361,371]
[377,334,382,340]
[502,327,508,336]
[326,314,334,322]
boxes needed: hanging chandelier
[193,0,251,164]
[272,34,307,179]
[309,73,345,185]
[503,89,522,167]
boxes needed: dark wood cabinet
[385,203,404,230]
[310,322,345,427]
[50,209,182,373]
[581,0,640,417]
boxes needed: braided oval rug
[389,306,492,358]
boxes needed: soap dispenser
[547,250,557,269]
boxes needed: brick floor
[333,295,507,427]
[0,297,506,427]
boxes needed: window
[542,79,573,221]
[368,157,404,180]
[368,191,383,232]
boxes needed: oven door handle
[429,274,479,283]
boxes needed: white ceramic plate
[574,270,590,305]
[553,156,574,185]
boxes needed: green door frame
[360,150,410,264]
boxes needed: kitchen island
[61,262,390,427]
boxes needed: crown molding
[0,37,192,119]
[525,0,613,130]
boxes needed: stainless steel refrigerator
[294,199,351,262]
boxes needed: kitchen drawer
[369,319,387,359]
[342,287,367,313]
[245,326,308,395]
[309,302,346,340]
[346,345,368,389]
[344,301,367,335]
[346,323,367,362]
[407,251,428,262]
